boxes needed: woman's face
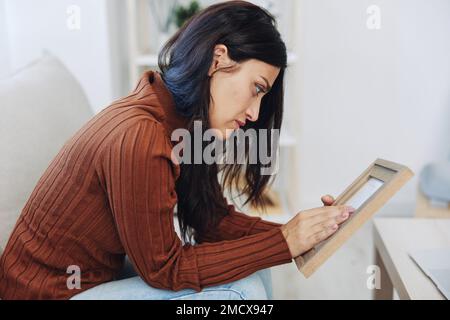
[208,45,281,140]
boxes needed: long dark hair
[158,0,288,243]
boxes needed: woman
[0,1,354,300]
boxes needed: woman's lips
[235,119,246,128]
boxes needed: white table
[373,218,450,300]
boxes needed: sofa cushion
[0,52,93,253]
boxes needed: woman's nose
[246,103,260,122]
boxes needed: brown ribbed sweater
[0,70,292,300]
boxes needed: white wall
[2,0,129,113]
[288,0,450,215]
[0,0,11,79]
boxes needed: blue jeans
[70,259,273,300]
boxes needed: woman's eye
[255,84,265,96]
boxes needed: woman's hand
[280,195,354,258]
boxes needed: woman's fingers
[289,204,355,256]
[300,205,341,219]
[304,206,353,237]
[309,220,338,236]
[307,205,355,246]
[321,195,335,206]
[302,205,354,223]
[309,224,339,245]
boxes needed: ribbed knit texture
[0,70,292,299]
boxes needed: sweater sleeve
[95,119,292,292]
[195,202,284,244]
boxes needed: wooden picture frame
[295,159,414,278]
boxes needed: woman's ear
[208,44,235,77]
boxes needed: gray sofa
[0,53,94,255]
